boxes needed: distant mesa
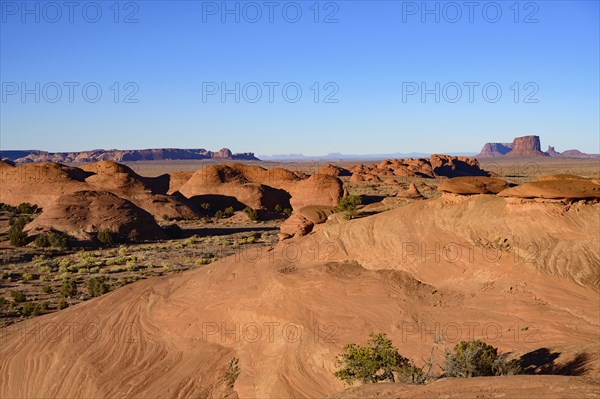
[477,142,513,158]
[0,148,258,163]
[476,135,598,158]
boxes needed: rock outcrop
[0,161,198,220]
[0,148,259,163]
[25,190,167,242]
[347,155,489,180]
[317,164,352,177]
[395,183,424,199]
[438,177,510,195]
[279,205,336,240]
[179,163,341,211]
[498,177,600,200]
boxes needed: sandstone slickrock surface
[395,183,424,198]
[25,190,167,242]
[498,178,600,200]
[179,163,341,211]
[2,193,598,398]
[438,176,511,195]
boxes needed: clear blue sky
[1,0,598,155]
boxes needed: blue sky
[1,0,598,155]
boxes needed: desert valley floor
[0,156,598,398]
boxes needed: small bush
[17,202,37,214]
[48,232,68,249]
[97,229,114,245]
[214,210,224,219]
[57,299,69,310]
[87,277,109,297]
[274,204,283,213]
[223,206,235,217]
[337,195,362,213]
[35,234,51,248]
[200,203,211,211]
[42,286,53,294]
[21,272,33,281]
[283,208,292,217]
[21,302,41,316]
[444,339,521,378]
[334,332,422,384]
[10,290,26,303]
[60,279,77,298]
[243,207,259,221]
[9,215,31,228]
[9,224,28,247]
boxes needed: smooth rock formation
[395,183,424,198]
[438,177,510,195]
[25,190,167,242]
[317,164,352,177]
[498,178,600,200]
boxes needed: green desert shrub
[57,299,69,310]
[274,204,283,213]
[21,302,41,316]
[283,208,292,217]
[60,279,77,298]
[214,207,235,219]
[87,277,109,297]
[444,339,520,377]
[17,202,37,215]
[10,290,26,303]
[9,224,28,247]
[337,195,362,213]
[334,332,423,384]
[35,234,51,248]
[243,207,259,221]
[9,215,31,228]
[97,229,114,245]
[48,232,68,249]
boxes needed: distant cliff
[0,148,259,163]
[477,136,598,158]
